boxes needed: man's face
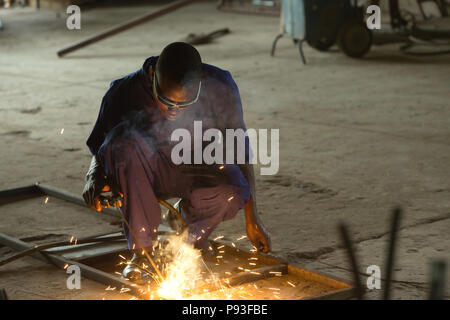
[152,69,201,121]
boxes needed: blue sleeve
[224,71,246,131]
[222,71,252,164]
[86,81,122,155]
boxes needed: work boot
[121,251,154,285]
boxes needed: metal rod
[57,0,198,57]
[0,232,141,296]
[0,184,38,199]
[0,233,124,267]
[338,223,364,299]
[36,182,118,218]
[383,207,401,300]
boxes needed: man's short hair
[156,42,202,90]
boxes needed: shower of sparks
[44,196,49,204]
[108,233,292,300]
[60,128,64,135]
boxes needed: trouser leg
[99,128,176,250]
[182,164,250,249]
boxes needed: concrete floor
[0,1,449,299]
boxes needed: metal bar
[0,184,38,199]
[217,6,280,17]
[36,183,118,218]
[0,233,124,267]
[383,207,401,300]
[0,232,141,297]
[57,0,198,57]
[338,223,364,299]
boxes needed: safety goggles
[153,72,201,110]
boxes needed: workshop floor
[0,1,449,299]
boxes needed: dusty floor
[0,1,449,299]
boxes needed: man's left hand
[246,221,271,253]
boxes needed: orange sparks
[44,196,49,204]
[287,281,296,287]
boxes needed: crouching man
[82,42,270,282]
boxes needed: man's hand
[244,196,271,253]
[246,220,271,253]
[82,155,108,212]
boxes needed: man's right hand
[82,155,108,212]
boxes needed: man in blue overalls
[82,42,270,282]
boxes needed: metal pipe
[338,223,364,299]
[0,233,124,267]
[383,207,401,300]
[0,232,141,296]
[0,184,38,199]
[57,0,198,57]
